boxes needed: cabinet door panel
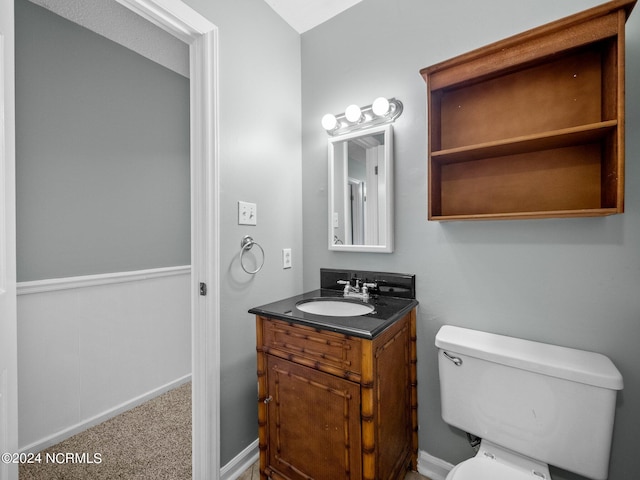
[266,356,361,480]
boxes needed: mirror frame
[328,124,394,253]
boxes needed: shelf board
[430,208,620,222]
[430,121,617,164]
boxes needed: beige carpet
[20,382,192,480]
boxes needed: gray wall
[183,0,303,465]
[301,1,640,480]
[15,0,190,281]
[27,0,189,77]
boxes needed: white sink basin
[296,299,374,317]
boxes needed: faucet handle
[362,282,377,296]
[337,279,351,293]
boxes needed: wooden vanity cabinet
[420,0,636,221]
[256,310,417,480]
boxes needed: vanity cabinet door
[264,356,362,480]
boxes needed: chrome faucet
[337,279,358,294]
[337,279,377,300]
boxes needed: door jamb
[114,1,220,478]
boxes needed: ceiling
[262,0,363,33]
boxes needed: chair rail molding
[17,266,192,295]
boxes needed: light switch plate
[282,248,292,269]
[238,201,257,225]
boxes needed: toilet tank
[435,326,623,480]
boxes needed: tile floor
[237,461,431,480]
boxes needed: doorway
[7,0,219,479]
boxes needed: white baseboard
[220,438,259,480]
[20,374,192,454]
[417,449,454,480]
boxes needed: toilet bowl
[446,440,551,480]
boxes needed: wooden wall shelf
[421,0,636,221]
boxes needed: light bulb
[372,97,390,116]
[345,104,362,123]
[321,113,338,131]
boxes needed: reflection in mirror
[329,124,393,252]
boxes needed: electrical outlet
[282,248,292,269]
[238,201,257,225]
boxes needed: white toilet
[435,325,623,480]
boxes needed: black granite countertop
[249,288,418,339]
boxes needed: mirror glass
[328,124,393,252]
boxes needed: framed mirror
[328,124,393,252]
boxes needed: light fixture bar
[322,97,403,136]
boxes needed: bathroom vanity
[250,269,418,480]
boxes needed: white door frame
[114,1,220,479]
[1,1,19,477]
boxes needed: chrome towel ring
[240,235,265,274]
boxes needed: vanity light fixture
[321,113,338,131]
[321,97,403,136]
[372,97,390,116]
[344,104,364,123]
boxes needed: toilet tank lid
[435,326,623,390]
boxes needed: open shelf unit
[420,0,636,221]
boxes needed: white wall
[17,268,191,451]
[301,1,640,480]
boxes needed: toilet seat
[446,440,552,480]
[446,456,545,480]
